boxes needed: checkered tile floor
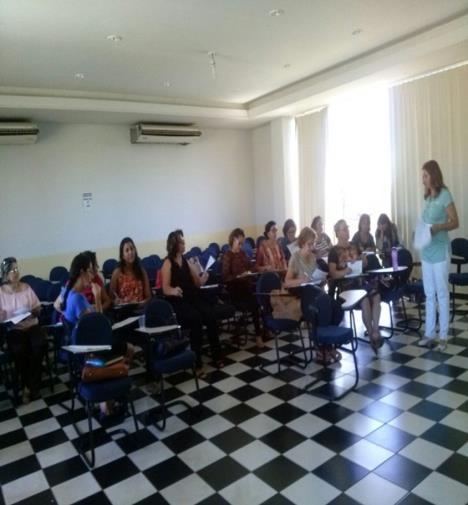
[1,300,468,505]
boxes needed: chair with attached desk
[256,272,310,376]
[449,238,468,321]
[302,291,359,400]
[64,312,139,467]
[141,298,200,430]
[49,266,69,285]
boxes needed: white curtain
[296,108,328,229]
[389,64,468,257]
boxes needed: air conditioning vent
[0,122,39,144]
[130,123,201,145]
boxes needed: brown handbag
[81,361,129,382]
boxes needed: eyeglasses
[8,267,19,273]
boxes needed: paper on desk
[347,260,362,275]
[63,345,112,353]
[414,220,431,250]
[5,312,31,325]
[112,316,140,330]
[310,268,327,282]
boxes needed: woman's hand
[91,282,101,300]
[171,286,183,297]
[200,271,210,285]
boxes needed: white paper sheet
[414,220,432,250]
[347,260,363,275]
[4,312,31,325]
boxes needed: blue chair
[49,266,69,285]
[68,313,139,467]
[256,272,310,376]
[144,299,200,430]
[302,292,358,400]
[102,258,118,280]
[208,242,221,258]
[221,243,230,255]
[149,255,163,270]
[242,241,254,259]
[245,237,256,250]
[141,257,157,284]
[449,272,468,321]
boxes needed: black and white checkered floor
[1,301,468,505]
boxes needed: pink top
[0,283,40,329]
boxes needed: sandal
[195,366,207,379]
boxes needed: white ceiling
[1,0,468,127]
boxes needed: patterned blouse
[256,241,287,271]
[115,272,145,303]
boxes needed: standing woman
[0,257,45,402]
[110,237,151,305]
[256,221,287,272]
[418,160,459,351]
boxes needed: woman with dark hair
[418,160,459,351]
[311,216,332,259]
[0,257,45,403]
[161,229,223,373]
[375,214,400,266]
[61,253,131,417]
[277,219,297,262]
[352,214,376,252]
[110,237,151,304]
[256,221,287,272]
[328,219,382,351]
[54,250,111,313]
[222,228,263,348]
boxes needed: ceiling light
[106,34,123,42]
[352,28,362,36]
[74,73,85,79]
[164,81,171,88]
[269,9,284,16]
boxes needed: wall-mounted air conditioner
[130,123,202,145]
[0,122,39,144]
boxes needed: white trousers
[422,257,450,340]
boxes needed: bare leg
[360,298,374,338]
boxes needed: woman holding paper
[161,229,223,373]
[284,227,321,287]
[328,220,383,350]
[277,219,297,262]
[0,257,45,402]
[418,160,459,351]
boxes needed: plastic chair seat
[449,273,468,286]
[264,315,299,333]
[315,325,353,345]
[152,349,196,375]
[79,376,132,403]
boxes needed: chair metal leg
[129,397,139,432]
[451,283,456,322]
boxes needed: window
[324,87,391,241]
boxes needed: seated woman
[222,228,263,348]
[161,229,223,373]
[311,216,332,271]
[328,219,382,350]
[283,228,341,364]
[54,250,111,314]
[0,257,45,403]
[351,214,376,252]
[375,213,400,266]
[256,221,287,272]
[277,219,297,263]
[61,253,131,418]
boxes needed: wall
[0,123,256,277]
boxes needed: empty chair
[245,237,256,249]
[451,238,468,274]
[49,266,69,285]
[144,298,200,430]
[208,242,220,258]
